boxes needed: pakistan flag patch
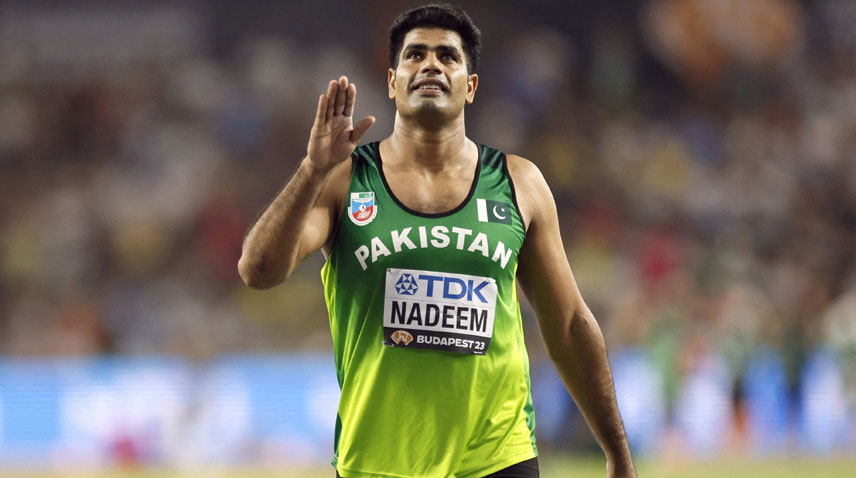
[476,198,512,225]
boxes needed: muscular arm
[238,76,374,289]
[509,156,635,477]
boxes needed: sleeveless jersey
[321,141,536,477]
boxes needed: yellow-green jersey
[321,142,536,477]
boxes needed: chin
[397,98,460,125]
[415,100,443,112]
[412,100,455,119]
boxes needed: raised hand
[307,76,375,173]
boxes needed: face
[388,28,478,122]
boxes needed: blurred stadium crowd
[0,0,854,465]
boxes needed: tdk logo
[395,274,418,295]
[395,273,490,304]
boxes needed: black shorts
[483,457,539,477]
[335,457,539,478]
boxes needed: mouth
[411,79,448,93]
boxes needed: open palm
[307,76,375,172]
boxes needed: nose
[420,53,442,74]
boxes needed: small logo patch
[348,192,377,226]
[390,330,414,345]
[476,199,512,225]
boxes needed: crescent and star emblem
[492,205,507,220]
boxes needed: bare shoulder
[506,154,541,181]
[506,154,554,228]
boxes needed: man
[238,4,636,477]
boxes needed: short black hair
[389,3,482,73]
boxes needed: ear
[388,68,396,100]
[465,73,479,104]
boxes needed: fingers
[334,76,348,116]
[351,116,376,144]
[315,94,327,126]
[325,80,337,122]
[321,76,360,124]
[343,83,357,117]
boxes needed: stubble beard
[401,96,460,131]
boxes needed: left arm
[509,155,635,478]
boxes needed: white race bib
[382,268,497,355]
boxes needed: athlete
[238,4,635,477]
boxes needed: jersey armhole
[323,155,356,256]
[502,153,528,235]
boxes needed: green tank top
[321,141,537,477]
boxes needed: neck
[385,111,471,171]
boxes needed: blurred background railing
[0,0,854,471]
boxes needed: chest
[382,169,475,215]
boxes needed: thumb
[351,116,376,144]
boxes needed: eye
[441,53,456,61]
[407,51,423,60]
